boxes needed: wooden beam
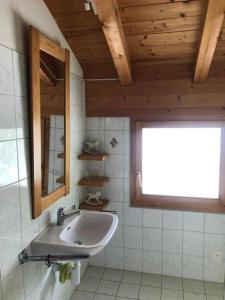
[194,0,225,83]
[40,61,57,86]
[93,0,132,85]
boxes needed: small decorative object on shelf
[80,199,109,211]
[83,141,100,154]
[85,192,102,206]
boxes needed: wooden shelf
[56,176,64,184]
[78,176,109,187]
[57,153,64,159]
[79,199,109,211]
[78,153,109,161]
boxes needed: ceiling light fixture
[84,0,98,14]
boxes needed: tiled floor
[70,266,225,300]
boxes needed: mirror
[30,27,70,218]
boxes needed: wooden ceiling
[44,0,225,82]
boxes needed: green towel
[58,263,73,283]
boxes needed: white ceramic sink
[31,210,118,257]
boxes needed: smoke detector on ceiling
[84,0,98,14]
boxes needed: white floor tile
[117,283,139,299]
[204,282,224,296]
[71,291,94,300]
[102,268,123,282]
[162,276,183,290]
[161,289,183,300]
[184,292,206,300]
[121,271,142,284]
[94,295,115,300]
[77,277,100,292]
[85,266,105,279]
[96,280,119,296]
[183,279,204,293]
[139,285,161,300]
[141,273,162,287]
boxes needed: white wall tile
[106,246,124,270]
[89,249,106,267]
[13,52,27,97]
[107,201,123,224]
[123,118,130,131]
[55,115,64,129]
[163,211,183,230]
[105,155,123,179]
[0,140,18,187]
[20,179,40,249]
[86,118,104,131]
[124,130,130,156]
[86,161,104,176]
[204,233,225,259]
[105,118,123,131]
[143,228,162,251]
[105,131,124,155]
[109,225,123,247]
[123,179,130,202]
[2,267,24,300]
[143,209,162,228]
[0,94,16,141]
[15,96,29,139]
[17,138,30,180]
[143,251,162,274]
[205,214,225,234]
[183,255,203,280]
[163,230,182,254]
[124,248,142,272]
[124,226,142,249]
[0,45,13,95]
[204,258,225,282]
[124,203,142,227]
[183,212,204,232]
[123,155,130,179]
[183,231,203,256]
[163,253,182,277]
[105,179,124,202]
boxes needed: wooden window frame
[131,120,225,213]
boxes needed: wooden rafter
[194,0,225,83]
[40,60,57,86]
[92,0,132,85]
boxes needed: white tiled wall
[87,117,225,283]
[0,24,86,300]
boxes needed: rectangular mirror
[30,26,70,218]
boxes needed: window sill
[131,195,225,213]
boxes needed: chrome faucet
[57,206,80,226]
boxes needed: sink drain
[74,240,82,245]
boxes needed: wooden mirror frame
[30,26,70,218]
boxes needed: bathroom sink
[31,210,118,256]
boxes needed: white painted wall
[0,0,83,76]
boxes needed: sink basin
[31,210,118,257]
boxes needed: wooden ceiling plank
[194,0,225,83]
[93,0,132,85]
[120,1,204,23]
[124,16,203,36]
[119,0,192,8]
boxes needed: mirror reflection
[40,50,65,197]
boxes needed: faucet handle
[57,207,65,216]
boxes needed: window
[131,121,225,212]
